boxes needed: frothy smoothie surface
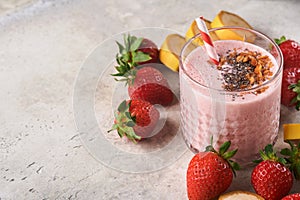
[180,40,282,163]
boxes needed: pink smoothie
[180,40,282,163]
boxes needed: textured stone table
[0,0,299,199]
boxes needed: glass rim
[179,26,283,94]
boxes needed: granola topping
[217,48,274,94]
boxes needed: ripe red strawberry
[251,144,293,200]
[112,34,174,106]
[275,36,300,69]
[281,67,300,110]
[108,99,159,142]
[186,139,240,200]
[128,66,174,106]
[282,193,300,200]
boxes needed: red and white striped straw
[195,16,219,65]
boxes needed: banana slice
[159,34,196,72]
[219,191,264,200]
[185,18,219,46]
[283,123,300,141]
[211,10,255,42]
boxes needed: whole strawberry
[282,193,300,200]
[128,66,174,106]
[281,67,300,110]
[186,139,240,200]
[275,36,300,69]
[112,34,174,106]
[251,144,293,200]
[108,99,159,142]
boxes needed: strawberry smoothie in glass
[179,27,283,164]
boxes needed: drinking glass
[179,27,283,164]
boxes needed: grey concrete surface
[0,0,299,199]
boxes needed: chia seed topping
[217,48,274,93]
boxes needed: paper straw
[195,16,219,65]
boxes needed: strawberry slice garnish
[186,138,239,200]
[251,144,293,200]
[281,67,300,110]
[108,99,160,143]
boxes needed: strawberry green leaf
[205,145,215,153]
[111,72,124,77]
[204,137,240,175]
[253,158,263,163]
[288,80,300,110]
[223,149,238,160]
[290,85,300,94]
[278,157,287,165]
[123,53,131,63]
[274,36,286,45]
[258,144,287,164]
[125,111,131,119]
[122,126,141,143]
[132,51,151,63]
[296,102,300,111]
[124,34,130,51]
[116,41,125,54]
[219,141,231,155]
[130,37,143,52]
[297,93,300,101]
[107,124,119,133]
[291,97,298,104]
[264,144,273,155]
[117,129,125,138]
[296,164,300,180]
[129,35,137,45]
[281,148,292,156]
[229,160,241,171]
[118,100,127,112]
[126,121,135,127]
[284,141,300,180]
[115,65,125,73]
